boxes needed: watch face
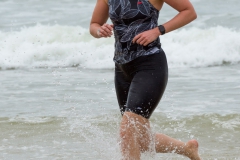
[158,25,165,35]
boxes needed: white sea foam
[0,24,239,70]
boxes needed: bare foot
[184,139,201,160]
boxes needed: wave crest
[0,24,239,70]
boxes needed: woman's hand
[97,24,114,38]
[132,27,161,46]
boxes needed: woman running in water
[90,0,201,159]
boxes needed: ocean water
[0,0,240,159]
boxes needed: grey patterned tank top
[108,0,162,64]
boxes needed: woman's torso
[108,0,164,64]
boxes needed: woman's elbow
[192,11,197,20]
[190,7,197,21]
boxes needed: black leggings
[114,52,168,119]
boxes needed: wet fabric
[114,52,168,119]
[108,0,161,64]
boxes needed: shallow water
[1,65,240,159]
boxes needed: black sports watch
[158,25,166,35]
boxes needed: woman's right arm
[90,0,113,38]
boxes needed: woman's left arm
[133,0,197,46]
[161,0,197,34]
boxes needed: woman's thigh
[114,64,131,115]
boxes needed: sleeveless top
[108,0,162,64]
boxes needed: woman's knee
[120,112,153,151]
[120,112,149,137]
